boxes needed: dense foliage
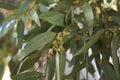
[0,0,120,80]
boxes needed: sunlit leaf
[30,9,41,27]
[56,52,60,80]
[38,3,48,12]
[83,3,94,35]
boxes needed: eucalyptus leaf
[38,3,48,12]
[45,55,55,80]
[75,29,104,56]
[14,32,56,61]
[56,52,60,80]
[0,2,17,10]
[102,63,116,80]
[9,59,20,76]
[83,3,94,35]
[17,20,24,48]
[0,61,4,80]
[59,53,66,79]
[18,0,33,11]
[111,34,120,80]
[12,71,42,80]
[39,11,65,26]
[30,9,41,27]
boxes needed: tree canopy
[0,0,120,80]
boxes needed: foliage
[0,0,120,80]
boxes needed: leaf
[24,22,50,41]
[19,52,40,72]
[0,21,8,37]
[102,63,116,80]
[0,2,17,10]
[12,71,42,80]
[0,20,16,39]
[45,55,55,80]
[39,11,65,26]
[9,59,20,76]
[83,3,94,35]
[38,3,48,12]
[14,32,56,61]
[74,29,105,56]
[56,52,60,80]
[30,9,41,27]
[54,0,73,12]
[59,53,66,79]
[17,20,24,48]
[19,47,49,72]
[18,0,33,11]
[111,34,120,80]
[0,61,4,80]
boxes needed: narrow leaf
[111,34,120,80]
[39,11,65,26]
[83,3,94,35]
[56,52,60,80]
[17,20,24,48]
[9,59,20,76]
[59,53,66,79]
[75,29,105,56]
[14,32,56,61]
[102,63,116,80]
[30,9,41,27]
[0,2,17,10]
[45,55,55,80]
[38,3,48,12]
[0,61,4,80]
[12,71,42,80]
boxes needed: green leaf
[75,29,105,56]
[18,0,33,11]
[56,52,60,80]
[12,71,42,80]
[14,32,56,61]
[83,3,94,35]
[0,21,8,38]
[102,63,116,80]
[9,59,20,76]
[17,20,24,48]
[0,2,17,10]
[38,3,48,12]
[111,34,120,80]
[24,21,51,41]
[59,53,66,79]
[39,11,65,26]
[54,0,73,12]
[0,61,4,80]
[30,9,41,27]
[46,55,55,80]
[0,20,16,39]
[19,52,40,72]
